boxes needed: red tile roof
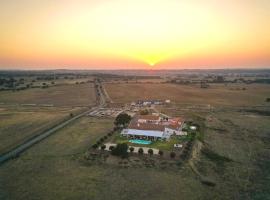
[128,115,184,131]
[129,122,165,131]
[137,115,160,121]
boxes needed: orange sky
[0,0,270,69]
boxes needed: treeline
[169,77,270,85]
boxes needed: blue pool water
[128,139,152,145]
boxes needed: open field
[105,83,270,106]
[0,116,206,200]
[197,109,270,199]
[1,106,270,199]
[0,106,84,155]
[0,83,96,107]
[1,71,270,200]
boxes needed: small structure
[174,144,183,148]
[165,99,171,104]
[190,126,197,130]
[136,99,164,106]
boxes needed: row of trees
[98,143,177,159]
[92,130,115,149]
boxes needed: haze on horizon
[0,0,270,70]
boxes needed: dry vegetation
[105,83,270,106]
[0,83,96,107]
[195,109,270,199]
[0,106,83,155]
[1,76,270,200]
[0,116,208,200]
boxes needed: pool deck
[103,143,159,155]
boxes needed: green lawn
[111,132,195,151]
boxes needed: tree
[69,113,74,117]
[140,109,149,115]
[138,148,144,155]
[92,144,98,149]
[170,152,176,159]
[111,143,129,158]
[216,76,224,83]
[109,146,115,151]
[148,149,153,155]
[108,132,112,136]
[114,113,131,128]
[158,150,163,156]
[129,147,134,153]
[101,144,106,150]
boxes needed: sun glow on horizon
[0,0,270,69]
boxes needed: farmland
[0,116,205,200]
[0,83,96,107]
[1,105,270,199]
[0,106,79,155]
[1,70,270,200]
[104,83,270,106]
[0,78,97,155]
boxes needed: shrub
[158,150,164,156]
[138,148,144,155]
[170,152,176,159]
[140,109,149,115]
[148,149,153,155]
[69,113,74,117]
[108,132,112,136]
[109,146,115,151]
[129,147,134,152]
[101,144,106,150]
[92,144,98,149]
[111,143,129,158]
[96,141,101,145]
[100,138,104,142]
[103,136,108,140]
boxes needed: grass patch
[112,133,192,151]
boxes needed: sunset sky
[0,0,270,69]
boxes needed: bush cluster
[111,143,129,158]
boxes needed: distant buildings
[131,99,171,107]
[121,114,185,140]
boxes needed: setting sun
[0,0,270,69]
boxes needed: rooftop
[128,115,183,131]
[137,115,160,121]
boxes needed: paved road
[0,80,107,165]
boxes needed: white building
[121,115,184,140]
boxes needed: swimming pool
[128,139,152,145]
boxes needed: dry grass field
[0,83,96,107]
[197,109,270,199]
[0,106,83,155]
[0,116,208,200]
[1,106,269,200]
[1,80,270,200]
[105,83,270,106]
